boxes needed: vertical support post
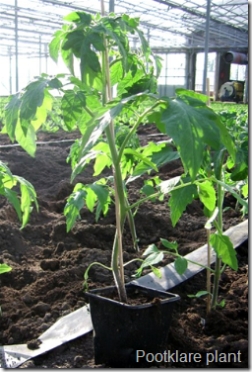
[15,0,19,92]
[206,77,210,106]
[185,52,190,89]
[202,0,211,94]
[9,47,12,94]
[45,44,48,74]
[214,52,221,101]
[109,0,114,12]
[243,64,248,103]
[165,52,168,96]
[188,52,196,91]
[39,35,42,74]
[146,28,150,73]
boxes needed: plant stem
[100,0,127,302]
[117,100,160,163]
[211,155,225,309]
[125,198,139,251]
[126,179,200,212]
[206,229,211,314]
[162,250,215,273]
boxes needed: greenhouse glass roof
[0,0,248,57]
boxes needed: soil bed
[0,127,248,368]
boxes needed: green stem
[206,229,211,314]
[117,100,160,163]
[100,3,127,302]
[164,251,215,273]
[126,179,199,212]
[211,156,225,309]
[125,198,139,251]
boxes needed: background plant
[0,127,38,314]
[138,116,248,311]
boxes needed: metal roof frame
[0,0,248,58]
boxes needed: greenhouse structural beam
[0,0,248,95]
[0,0,248,58]
[15,0,18,92]
[202,0,211,94]
[109,0,115,13]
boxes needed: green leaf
[18,177,38,228]
[217,299,226,308]
[61,45,74,75]
[61,90,86,131]
[110,59,124,86]
[93,153,111,176]
[20,79,47,121]
[0,163,37,228]
[86,32,105,52]
[117,68,144,96]
[168,183,197,227]
[187,290,210,298]
[130,143,179,178]
[160,238,178,251]
[89,183,110,216]
[204,207,219,230]
[49,29,65,63]
[71,150,102,181]
[150,146,180,168]
[79,94,144,158]
[197,180,216,212]
[0,264,12,274]
[231,163,248,182]
[48,77,63,89]
[3,189,22,222]
[175,88,209,103]
[4,93,21,141]
[241,183,248,198]
[159,176,181,195]
[0,160,15,179]
[85,187,97,212]
[89,183,109,206]
[215,179,248,213]
[64,11,92,25]
[31,90,53,131]
[64,185,86,232]
[151,266,162,279]
[142,244,159,257]
[141,184,156,197]
[62,30,84,54]
[141,251,164,269]
[210,233,238,270]
[15,120,37,157]
[174,256,188,275]
[161,94,235,179]
[124,148,158,172]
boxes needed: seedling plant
[3,5,247,307]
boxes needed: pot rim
[85,283,180,309]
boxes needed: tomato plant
[3,6,247,306]
[139,104,248,311]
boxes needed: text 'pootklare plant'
[3,4,247,308]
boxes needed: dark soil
[0,127,248,368]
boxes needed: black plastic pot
[85,283,180,367]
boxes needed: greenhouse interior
[0,0,249,369]
[0,0,248,101]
